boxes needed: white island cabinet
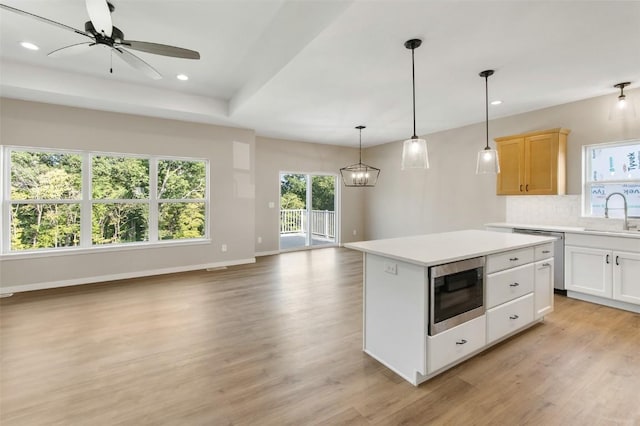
[345,230,556,386]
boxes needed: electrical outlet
[352,229,357,236]
[257,236,262,244]
[384,262,397,275]
[221,244,227,252]
[268,202,275,208]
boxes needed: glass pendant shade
[476,69,500,175]
[401,39,429,170]
[476,147,500,174]
[401,137,429,170]
[609,82,636,120]
[340,126,380,187]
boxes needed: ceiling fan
[0,0,200,80]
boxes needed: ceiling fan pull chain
[110,49,113,74]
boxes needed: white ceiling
[1,0,639,147]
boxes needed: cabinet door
[613,251,640,305]
[496,138,524,195]
[534,258,554,319]
[524,133,558,195]
[565,246,613,298]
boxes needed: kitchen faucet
[604,192,636,231]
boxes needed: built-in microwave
[429,256,485,336]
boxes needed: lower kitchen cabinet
[534,258,554,318]
[565,246,612,297]
[565,233,640,311]
[613,251,640,304]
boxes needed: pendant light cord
[411,47,417,139]
[359,127,362,164]
[484,73,489,149]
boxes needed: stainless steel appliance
[513,228,565,292]
[429,256,485,336]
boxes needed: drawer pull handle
[509,315,519,320]
[509,282,520,287]
[542,250,550,254]
[542,262,551,267]
[509,257,519,261]
[616,256,620,266]
[456,339,468,345]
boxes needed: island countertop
[344,229,556,267]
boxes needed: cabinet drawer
[486,248,534,273]
[487,294,534,344]
[486,263,534,308]
[427,315,486,373]
[534,243,554,261]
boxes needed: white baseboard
[567,291,640,314]
[255,250,279,257]
[0,258,256,295]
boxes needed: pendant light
[609,82,637,120]
[476,69,500,174]
[340,126,380,187]
[401,39,429,170]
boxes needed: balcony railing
[280,209,335,238]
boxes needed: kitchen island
[345,229,557,386]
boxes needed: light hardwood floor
[1,247,639,425]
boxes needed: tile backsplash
[505,195,639,231]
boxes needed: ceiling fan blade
[113,47,162,80]
[120,40,200,60]
[0,4,92,39]
[48,42,95,58]
[85,0,112,37]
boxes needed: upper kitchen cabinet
[495,128,570,195]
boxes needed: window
[92,155,150,245]
[9,150,82,250]
[583,140,640,217]
[2,146,209,253]
[157,159,206,241]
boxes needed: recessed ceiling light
[176,74,189,81]
[491,100,503,105]
[20,41,39,51]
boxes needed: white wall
[0,98,256,292]
[255,136,365,254]
[364,89,640,240]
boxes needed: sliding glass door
[279,173,337,251]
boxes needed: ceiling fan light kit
[401,38,429,170]
[0,1,200,80]
[340,126,380,187]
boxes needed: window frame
[582,139,640,218]
[1,146,210,255]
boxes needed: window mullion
[2,147,9,253]
[81,153,92,247]
[149,159,158,242]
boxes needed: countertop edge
[485,222,640,239]
[344,231,556,267]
